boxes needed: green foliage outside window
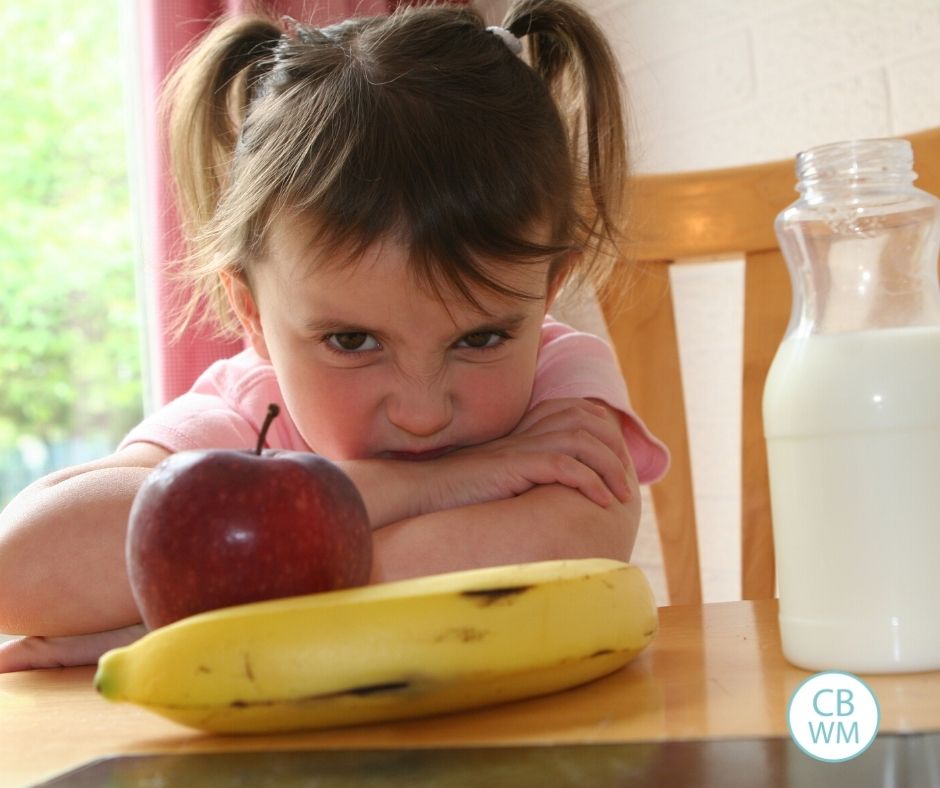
[0,2,142,506]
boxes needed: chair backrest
[601,127,940,606]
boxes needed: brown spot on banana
[434,627,489,643]
[227,680,414,709]
[460,585,531,605]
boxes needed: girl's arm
[370,399,640,581]
[340,397,632,527]
[0,624,148,673]
[0,442,171,637]
[0,399,633,668]
[0,397,623,636]
[0,473,638,673]
[371,474,639,584]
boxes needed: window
[0,2,142,508]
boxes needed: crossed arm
[0,399,639,671]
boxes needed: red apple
[126,405,372,629]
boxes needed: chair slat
[604,262,702,605]
[741,248,791,599]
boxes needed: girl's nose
[386,381,453,438]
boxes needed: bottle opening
[796,138,915,193]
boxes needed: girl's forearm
[339,410,634,532]
[334,459,426,529]
[369,482,640,585]
[0,624,147,673]
[0,466,151,637]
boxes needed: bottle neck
[780,138,940,336]
[796,139,916,201]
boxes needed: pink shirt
[121,318,669,484]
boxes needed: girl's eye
[457,331,508,350]
[325,332,379,354]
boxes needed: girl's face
[223,220,562,461]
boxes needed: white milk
[763,325,940,673]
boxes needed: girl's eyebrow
[462,312,529,334]
[304,318,373,334]
[303,312,530,336]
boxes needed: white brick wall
[591,0,940,173]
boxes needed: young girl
[0,0,667,670]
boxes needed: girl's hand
[424,398,634,513]
[0,624,146,673]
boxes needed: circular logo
[787,672,880,762]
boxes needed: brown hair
[164,0,629,336]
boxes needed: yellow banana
[95,558,657,734]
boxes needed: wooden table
[1,600,938,787]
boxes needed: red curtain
[138,0,384,406]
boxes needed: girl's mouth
[380,446,453,462]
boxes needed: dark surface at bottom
[33,733,940,788]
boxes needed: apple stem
[256,404,280,455]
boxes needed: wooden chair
[601,126,940,606]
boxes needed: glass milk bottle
[764,138,940,673]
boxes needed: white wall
[581,0,940,604]
[594,0,940,173]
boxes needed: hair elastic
[281,15,317,44]
[486,25,523,55]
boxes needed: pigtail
[162,15,282,246]
[504,0,629,294]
